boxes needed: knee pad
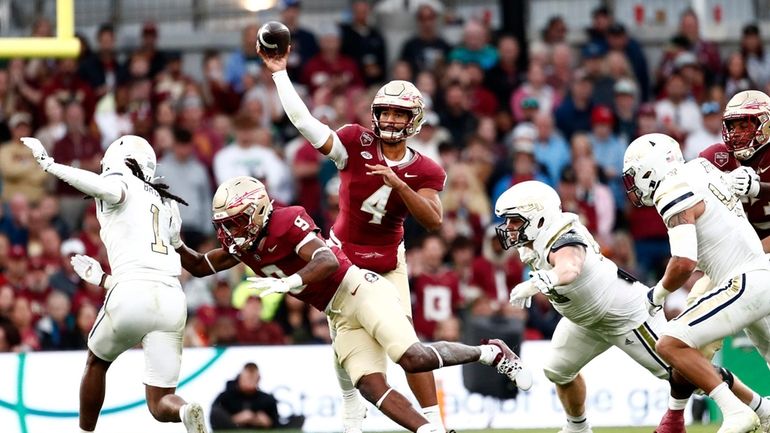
[543,366,576,386]
[716,366,735,389]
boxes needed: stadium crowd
[1,0,769,353]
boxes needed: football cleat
[654,409,686,433]
[717,407,760,433]
[182,402,208,433]
[342,394,367,433]
[482,338,533,391]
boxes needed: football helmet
[102,135,157,181]
[371,80,425,143]
[622,133,684,207]
[212,176,272,252]
[722,90,770,160]
[494,181,562,249]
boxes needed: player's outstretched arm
[21,137,125,205]
[546,245,587,286]
[258,46,348,169]
[176,244,239,277]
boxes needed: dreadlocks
[125,158,189,206]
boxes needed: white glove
[509,281,538,308]
[729,166,760,198]
[647,281,669,316]
[21,137,54,171]
[71,254,105,287]
[165,200,183,248]
[246,274,303,297]
[528,270,558,293]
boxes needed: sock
[709,382,744,413]
[477,344,502,365]
[422,405,444,432]
[751,393,770,418]
[80,429,94,433]
[415,423,441,433]
[565,413,588,431]
[668,397,689,410]
[342,388,359,403]
[179,404,187,423]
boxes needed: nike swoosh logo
[404,173,417,178]
[351,285,360,296]
[758,165,770,174]
[268,245,277,252]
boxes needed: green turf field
[222,427,723,433]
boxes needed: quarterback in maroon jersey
[261,46,448,431]
[699,90,770,245]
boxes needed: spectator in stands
[203,51,241,115]
[210,277,239,323]
[558,165,597,234]
[409,111,448,164]
[42,58,97,122]
[438,82,478,145]
[49,238,85,298]
[0,194,30,247]
[225,24,261,94]
[447,236,476,297]
[574,156,615,246]
[10,296,39,351]
[410,233,462,341]
[613,78,639,144]
[541,16,568,47]
[35,96,66,153]
[656,72,703,141]
[210,362,280,430]
[95,84,134,149]
[510,62,558,122]
[588,105,625,208]
[636,102,659,137]
[68,302,97,350]
[555,70,594,139]
[532,111,570,186]
[492,131,549,206]
[484,35,521,112]
[723,51,754,99]
[155,128,212,250]
[340,0,387,86]
[580,41,606,87]
[606,22,650,102]
[280,0,320,81]
[471,226,524,305]
[0,113,48,204]
[0,285,13,317]
[448,20,498,70]
[51,101,102,229]
[78,23,123,97]
[138,21,168,78]
[400,3,451,74]
[0,316,21,352]
[441,163,490,243]
[177,94,222,169]
[301,26,363,96]
[307,308,332,344]
[236,296,285,345]
[5,248,27,291]
[584,5,612,51]
[676,9,721,83]
[213,115,293,203]
[22,258,53,319]
[742,24,770,89]
[37,290,75,350]
[684,101,723,160]
[464,63,497,116]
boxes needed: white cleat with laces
[483,338,533,391]
[717,406,760,433]
[342,393,367,433]
[182,402,208,433]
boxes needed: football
[257,21,291,57]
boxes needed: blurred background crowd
[0,0,769,354]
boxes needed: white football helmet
[102,135,157,182]
[212,176,272,252]
[722,90,770,160]
[494,181,562,249]
[622,133,684,207]
[371,80,425,143]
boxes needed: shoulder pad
[551,230,588,252]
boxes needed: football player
[623,133,770,433]
[260,46,447,431]
[73,176,532,433]
[21,135,208,433]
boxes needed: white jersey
[518,213,649,335]
[96,169,181,283]
[654,158,770,287]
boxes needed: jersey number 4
[361,185,393,225]
[150,204,168,255]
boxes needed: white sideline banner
[0,341,684,433]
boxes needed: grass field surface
[222,427,723,433]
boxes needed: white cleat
[759,411,770,433]
[717,407,760,433]
[484,338,533,391]
[342,394,367,433]
[182,402,208,433]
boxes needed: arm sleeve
[46,162,126,205]
[272,70,332,149]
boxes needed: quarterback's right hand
[509,281,538,309]
[256,44,290,73]
[165,200,183,248]
[71,254,104,287]
[20,137,53,171]
[729,166,760,198]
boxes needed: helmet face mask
[722,90,770,160]
[211,176,272,254]
[495,215,531,250]
[493,181,562,251]
[371,80,425,143]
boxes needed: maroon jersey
[332,124,447,273]
[700,143,770,239]
[236,206,352,312]
[411,270,462,340]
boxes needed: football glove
[246,274,303,297]
[509,281,537,309]
[165,200,183,249]
[528,270,558,293]
[71,254,113,289]
[646,281,669,316]
[729,166,760,198]
[20,137,54,171]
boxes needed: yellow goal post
[0,0,79,58]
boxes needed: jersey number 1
[361,185,393,224]
[150,204,169,255]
